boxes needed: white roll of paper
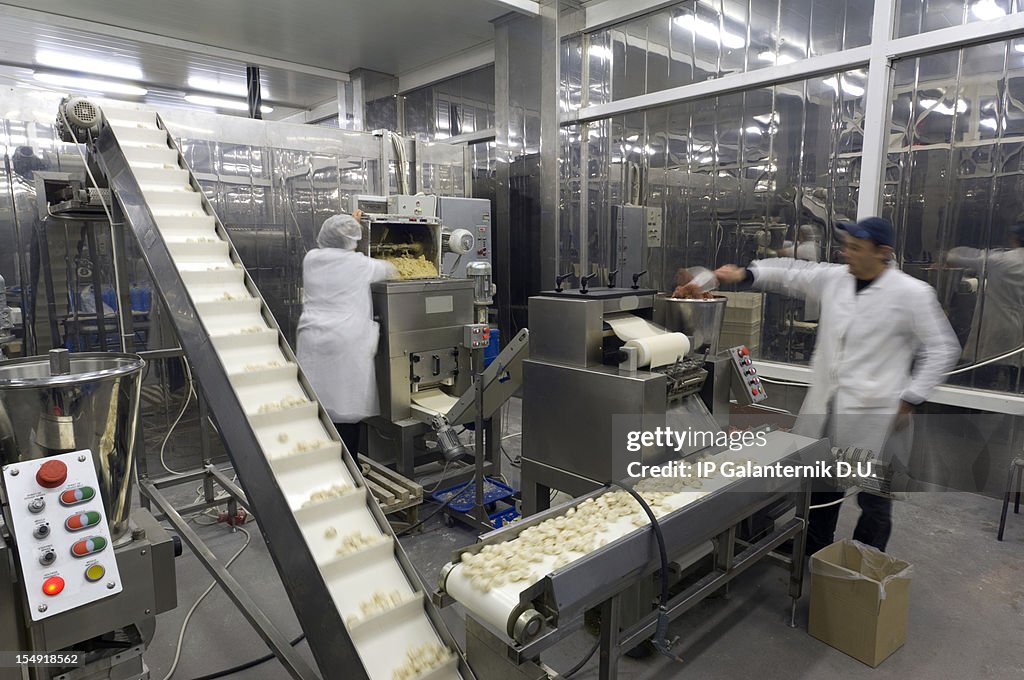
[624,333,691,368]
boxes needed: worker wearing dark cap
[946,221,1024,390]
[700,216,960,553]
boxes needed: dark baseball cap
[1011,223,1024,241]
[837,216,895,248]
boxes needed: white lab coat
[296,249,397,423]
[946,247,1024,366]
[751,259,960,455]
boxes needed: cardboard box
[808,540,912,667]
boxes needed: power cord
[160,525,251,680]
[395,483,471,537]
[563,637,600,678]
[606,481,680,662]
[186,633,305,680]
[159,358,196,476]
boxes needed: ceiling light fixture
[35,50,143,80]
[184,94,273,113]
[971,0,1007,21]
[33,73,147,96]
[674,15,746,50]
[187,76,269,99]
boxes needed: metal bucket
[0,350,144,540]
[654,294,728,355]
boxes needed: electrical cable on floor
[186,633,305,680]
[562,637,601,678]
[160,526,252,680]
[395,486,470,537]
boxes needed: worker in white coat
[296,213,398,460]
[945,222,1024,390]
[705,217,960,553]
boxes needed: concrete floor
[139,397,1024,679]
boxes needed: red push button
[42,576,65,597]
[36,460,68,489]
[752,389,760,396]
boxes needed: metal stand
[139,469,320,680]
[997,456,1024,541]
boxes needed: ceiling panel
[0,0,503,76]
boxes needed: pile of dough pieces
[273,432,331,457]
[384,256,439,279]
[257,395,308,414]
[392,641,454,680]
[302,483,352,508]
[330,529,387,557]
[455,464,766,594]
[345,589,409,628]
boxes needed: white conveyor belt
[442,439,803,635]
[105,104,462,680]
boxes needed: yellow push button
[85,564,106,583]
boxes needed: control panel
[388,194,438,218]
[645,207,663,247]
[463,324,491,350]
[2,450,122,621]
[727,345,767,405]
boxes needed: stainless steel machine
[437,286,820,680]
[360,199,516,485]
[0,349,176,680]
[520,286,764,514]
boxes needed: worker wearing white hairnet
[695,217,959,554]
[297,212,398,459]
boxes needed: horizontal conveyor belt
[93,104,471,680]
[440,431,830,644]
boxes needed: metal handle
[632,269,648,289]
[580,273,597,294]
[555,271,573,292]
[608,269,620,288]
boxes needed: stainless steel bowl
[0,350,144,540]
[654,294,728,355]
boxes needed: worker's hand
[894,400,915,431]
[353,209,365,221]
[714,264,747,285]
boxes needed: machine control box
[388,194,437,217]
[2,450,123,621]
[727,345,767,405]
[463,324,490,350]
[645,207,663,247]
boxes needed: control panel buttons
[71,537,107,558]
[59,487,96,506]
[36,460,68,489]
[28,497,46,513]
[39,549,56,566]
[65,511,102,532]
[33,523,51,540]
[42,576,65,597]
[85,564,106,583]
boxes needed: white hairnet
[317,213,362,250]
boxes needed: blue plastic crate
[432,476,515,513]
[489,506,521,528]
